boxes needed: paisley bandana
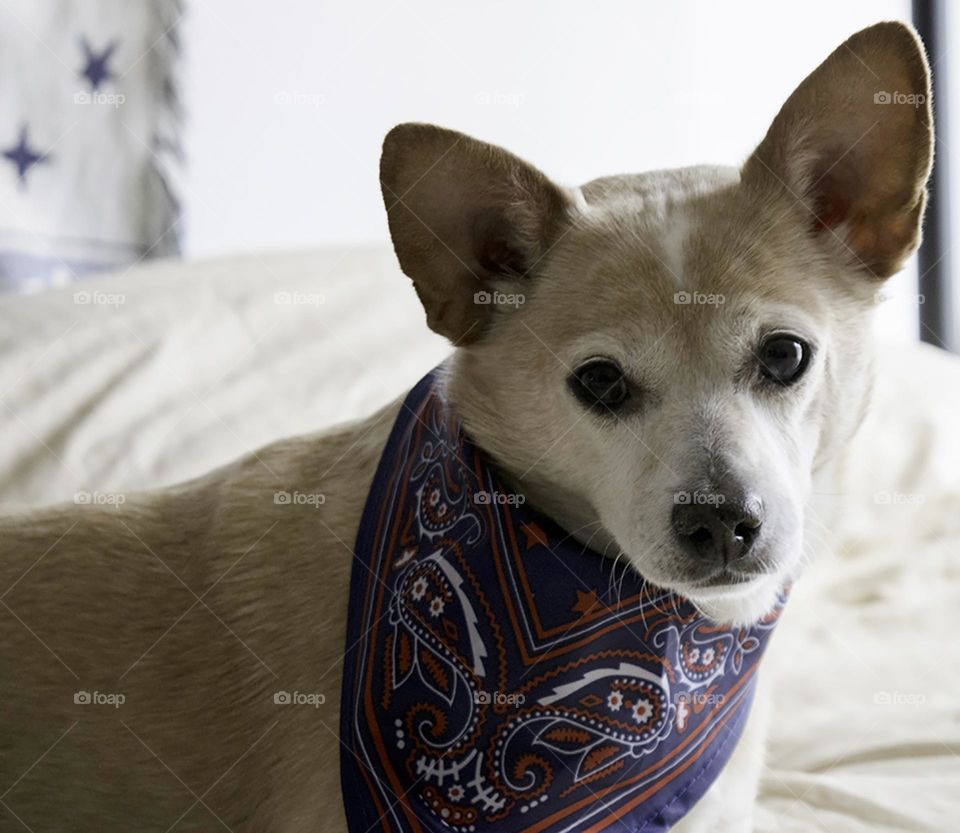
[340,367,785,833]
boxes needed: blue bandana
[341,367,784,833]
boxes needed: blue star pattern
[0,7,183,293]
[80,38,119,91]
[2,125,50,185]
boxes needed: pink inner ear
[812,191,849,232]
[476,225,528,278]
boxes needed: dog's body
[0,404,391,832]
[0,22,933,833]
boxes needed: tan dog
[0,22,932,833]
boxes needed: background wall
[181,0,927,338]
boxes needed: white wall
[182,0,923,339]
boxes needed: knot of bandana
[341,368,784,833]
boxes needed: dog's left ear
[380,123,573,344]
[743,21,933,279]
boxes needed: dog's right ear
[380,124,573,344]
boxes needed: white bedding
[1,249,957,831]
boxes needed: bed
[1,249,957,831]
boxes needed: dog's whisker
[615,551,629,605]
[607,550,621,602]
[607,545,628,604]
[555,519,604,555]
[669,587,682,618]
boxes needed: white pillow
[0,0,183,292]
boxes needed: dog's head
[379,22,933,624]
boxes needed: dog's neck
[490,460,622,559]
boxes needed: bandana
[341,367,784,833]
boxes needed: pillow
[0,0,183,292]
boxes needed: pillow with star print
[0,1,183,292]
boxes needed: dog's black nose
[671,487,764,564]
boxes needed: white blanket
[0,248,956,831]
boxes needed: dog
[0,21,932,833]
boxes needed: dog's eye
[569,359,630,411]
[758,335,810,385]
